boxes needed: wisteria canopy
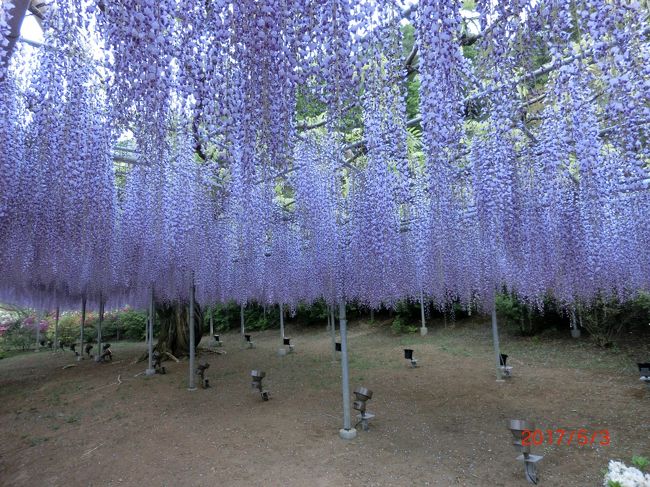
[0,0,648,313]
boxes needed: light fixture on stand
[500,354,513,378]
[404,349,418,367]
[508,419,543,484]
[251,370,269,401]
[353,387,374,431]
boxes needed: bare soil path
[0,319,648,486]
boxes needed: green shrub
[1,321,34,351]
[575,293,649,347]
[391,317,417,334]
[46,312,79,346]
[114,309,147,340]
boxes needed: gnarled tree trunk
[143,300,203,360]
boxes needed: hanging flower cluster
[0,0,647,314]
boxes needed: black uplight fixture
[404,349,418,367]
[500,353,513,378]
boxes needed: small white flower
[604,460,650,487]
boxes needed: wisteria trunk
[151,301,203,359]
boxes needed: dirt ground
[0,318,648,486]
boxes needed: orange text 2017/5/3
[521,429,610,447]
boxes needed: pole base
[76,356,83,362]
[339,428,357,440]
[420,327,428,336]
[187,387,197,391]
[277,348,287,357]
[145,368,156,376]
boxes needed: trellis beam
[0,0,31,82]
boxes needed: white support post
[279,303,285,339]
[145,309,149,345]
[209,308,214,338]
[326,308,331,332]
[78,296,86,361]
[240,303,245,337]
[491,299,504,381]
[338,301,357,440]
[419,290,428,336]
[329,305,337,362]
[146,288,155,375]
[96,294,104,362]
[570,307,581,338]
[188,278,196,391]
[35,309,42,351]
[54,306,60,352]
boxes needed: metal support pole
[188,279,196,390]
[209,308,214,337]
[146,288,155,375]
[35,309,41,351]
[491,300,503,381]
[54,306,60,351]
[96,294,104,362]
[338,301,357,439]
[326,305,331,330]
[145,302,150,345]
[419,290,428,336]
[78,296,86,361]
[279,303,285,339]
[329,305,337,362]
[570,307,581,338]
[240,303,245,337]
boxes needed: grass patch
[28,436,49,447]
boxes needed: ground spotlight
[353,387,374,431]
[251,370,269,401]
[404,349,418,367]
[508,419,543,484]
